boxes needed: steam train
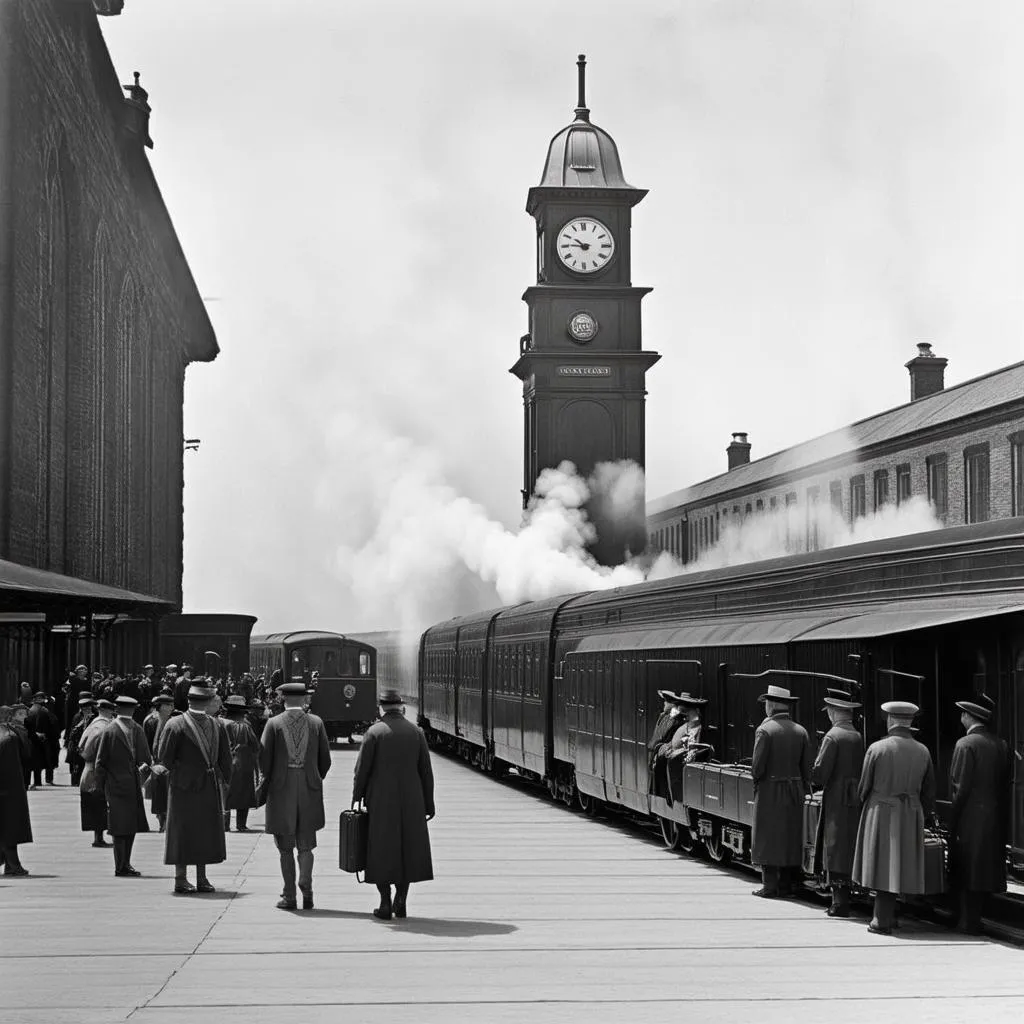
[417,519,1024,883]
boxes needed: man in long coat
[353,689,435,920]
[95,696,152,876]
[261,683,331,910]
[751,684,811,899]
[853,700,935,935]
[948,696,1010,934]
[646,691,686,797]
[0,706,33,875]
[811,689,864,917]
[143,695,174,831]
[26,693,59,788]
[151,685,232,894]
[80,698,116,847]
[223,695,261,833]
[66,695,96,786]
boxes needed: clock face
[557,218,615,274]
[567,311,598,344]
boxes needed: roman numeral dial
[556,218,615,275]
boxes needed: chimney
[727,432,751,470]
[905,343,947,401]
[120,72,153,150]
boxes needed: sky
[102,0,1024,634]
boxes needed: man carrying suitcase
[260,681,331,910]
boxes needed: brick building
[647,346,1024,564]
[0,0,216,694]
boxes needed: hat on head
[74,664,88,673]
[978,693,997,714]
[656,689,689,705]
[758,684,799,704]
[379,688,403,705]
[143,664,154,671]
[151,694,173,707]
[678,694,708,708]
[165,664,179,672]
[96,698,117,711]
[823,688,862,711]
[187,685,215,701]
[114,695,138,708]
[881,700,919,717]
[955,699,992,723]
[78,695,96,706]
[277,682,308,696]
[223,695,249,711]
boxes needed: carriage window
[359,652,370,676]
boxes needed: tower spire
[574,53,590,122]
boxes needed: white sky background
[102,0,1024,633]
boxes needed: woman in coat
[222,696,260,832]
[352,690,434,920]
[0,706,33,875]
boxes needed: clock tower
[510,55,660,565]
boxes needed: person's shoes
[3,865,28,876]
[115,867,141,877]
[373,902,393,920]
[174,881,196,895]
[91,840,111,848]
[237,826,250,833]
[28,784,37,790]
[301,891,314,911]
[867,921,892,935]
[196,880,215,894]
[276,897,298,910]
[752,887,780,898]
[393,900,407,919]
[826,904,850,918]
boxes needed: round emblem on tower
[567,311,599,344]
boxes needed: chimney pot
[727,432,752,470]
[905,342,947,401]
[121,71,153,150]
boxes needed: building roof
[537,114,636,190]
[648,358,1024,517]
[0,559,174,614]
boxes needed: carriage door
[289,647,309,685]
[1013,647,1024,874]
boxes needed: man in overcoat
[261,683,331,910]
[95,696,152,876]
[646,691,687,797]
[811,688,864,917]
[853,700,935,935]
[66,695,96,786]
[751,683,811,899]
[151,685,232,894]
[80,698,116,847]
[223,695,261,833]
[948,696,1010,934]
[26,693,59,787]
[0,706,33,875]
[353,689,435,920]
[144,695,175,831]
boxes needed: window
[829,480,842,515]
[926,454,948,517]
[770,496,778,510]
[1011,433,1024,517]
[785,492,797,506]
[964,444,990,524]
[745,502,752,515]
[755,499,764,512]
[850,475,866,520]
[733,505,740,516]
[873,469,889,511]
[896,464,911,506]
[715,510,720,541]
[359,652,371,676]
[806,486,820,551]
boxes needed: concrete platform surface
[0,740,1022,1024]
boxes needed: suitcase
[922,831,948,895]
[339,808,368,875]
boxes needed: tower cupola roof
[537,55,637,190]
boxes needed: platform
[1,734,1022,1024]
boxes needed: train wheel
[704,832,732,864]
[677,828,696,855]
[577,790,591,814]
[659,817,682,850]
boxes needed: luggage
[339,807,368,875]
[922,830,948,895]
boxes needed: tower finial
[575,53,590,121]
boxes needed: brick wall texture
[1,0,214,605]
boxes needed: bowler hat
[758,684,799,704]
[881,700,919,717]
[379,688,404,705]
[955,699,992,722]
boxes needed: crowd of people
[647,683,1009,937]
[0,665,436,919]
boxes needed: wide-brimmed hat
[656,689,689,705]
[223,695,250,711]
[379,688,404,705]
[78,695,96,706]
[758,684,799,704]
[823,687,862,711]
[955,699,992,722]
[187,685,215,700]
[881,700,919,717]
[678,694,708,708]
[114,695,138,708]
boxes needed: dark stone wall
[1,0,214,605]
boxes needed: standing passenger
[0,706,33,875]
[811,689,864,917]
[80,699,116,847]
[646,691,686,796]
[260,683,331,909]
[853,700,935,935]
[352,689,435,920]
[222,696,261,833]
[67,696,96,786]
[751,684,811,899]
[94,696,152,877]
[145,695,175,832]
[948,696,1010,934]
